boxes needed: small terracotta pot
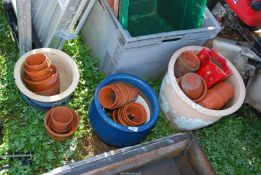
[174,51,200,78]
[198,81,234,110]
[50,106,74,133]
[126,85,139,102]
[114,83,139,107]
[122,102,147,126]
[99,82,139,109]
[36,80,60,96]
[113,83,129,105]
[23,65,59,92]
[178,73,207,102]
[98,85,120,109]
[25,53,50,71]
[111,84,126,108]
[116,108,128,126]
[24,65,52,81]
[45,107,80,142]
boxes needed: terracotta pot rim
[112,84,127,107]
[176,73,208,102]
[115,108,125,126]
[123,102,147,126]
[23,65,59,89]
[24,63,52,79]
[24,76,59,92]
[98,85,119,109]
[25,72,52,82]
[35,80,60,95]
[25,54,50,71]
[50,106,74,126]
[23,65,58,85]
[178,73,208,102]
[193,77,208,102]
[180,51,200,71]
[45,108,80,138]
[49,122,69,134]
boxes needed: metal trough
[46,133,216,175]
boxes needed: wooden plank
[16,0,32,55]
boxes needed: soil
[73,131,115,161]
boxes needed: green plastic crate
[119,0,207,37]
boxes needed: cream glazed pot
[160,46,246,130]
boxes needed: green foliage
[0,1,260,175]
[195,105,261,175]
[144,80,176,142]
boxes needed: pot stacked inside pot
[45,106,80,142]
[175,49,234,110]
[23,53,60,96]
[98,83,147,127]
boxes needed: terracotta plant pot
[44,107,80,142]
[116,108,128,126]
[111,103,147,127]
[98,85,120,109]
[98,82,139,109]
[50,106,74,133]
[23,65,59,92]
[113,83,128,105]
[121,102,147,126]
[178,73,207,102]
[24,65,52,81]
[124,84,139,102]
[174,51,200,78]
[111,108,128,126]
[24,53,50,71]
[198,81,234,110]
[36,81,60,96]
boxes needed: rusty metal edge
[186,136,217,175]
[45,133,191,175]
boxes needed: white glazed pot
[14,48,80,110]
[160,46,246,130]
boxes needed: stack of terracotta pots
[23,53,60,96]
[44,106,80,142]
[98,83,147,126]
[175,49,234,110]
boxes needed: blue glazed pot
[88,73,160,147]
[21,94,70,110]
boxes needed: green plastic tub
[119,0,207,37]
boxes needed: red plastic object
[225,0,261,26]
[197,48,210,66]
[196,49,232,88]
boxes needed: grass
[0,2,260,175]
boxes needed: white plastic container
[160,46,246,130]
[81,0,221,80]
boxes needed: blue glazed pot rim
[94,73,159,133]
